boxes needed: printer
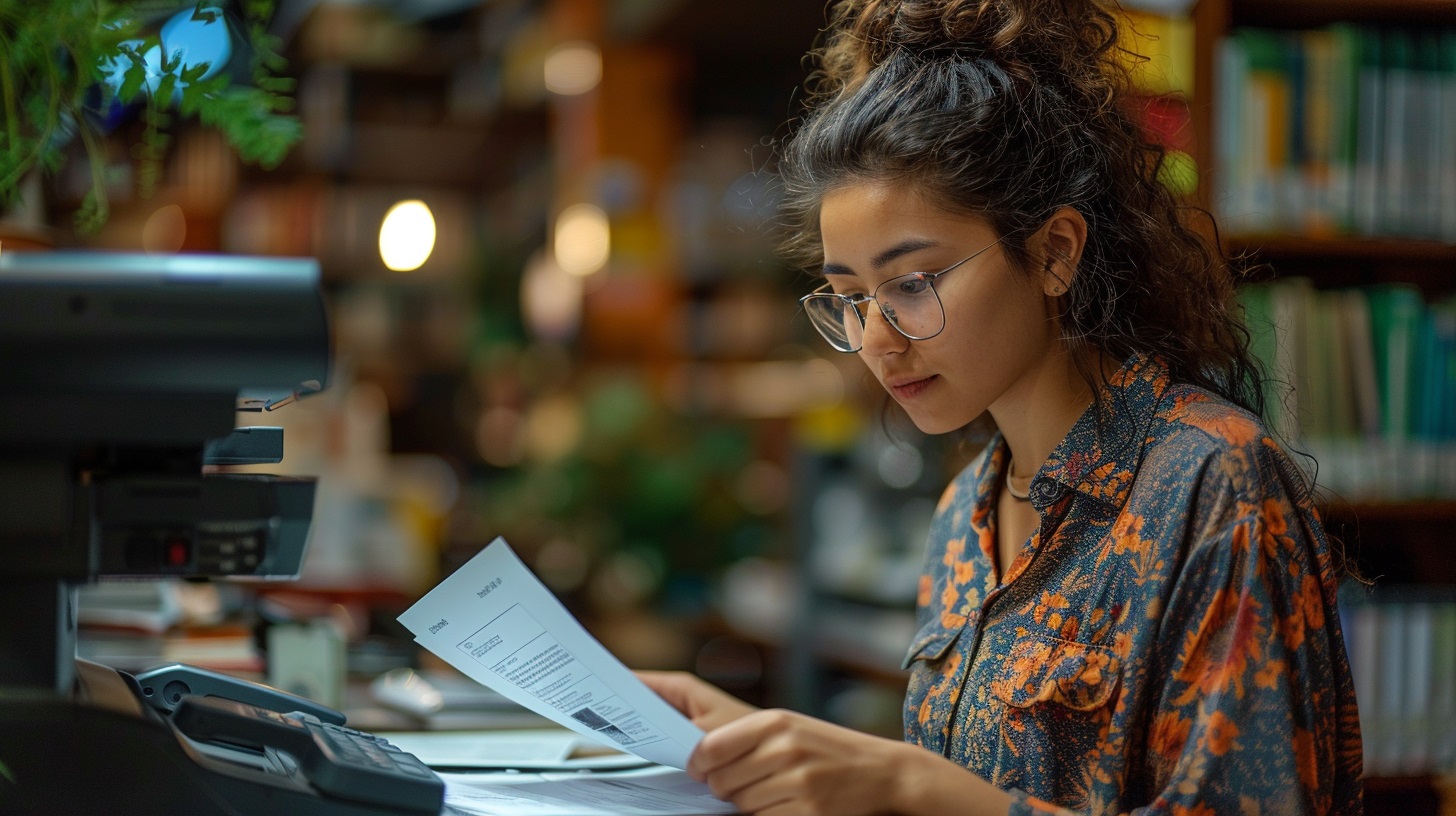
[0,252,444,815]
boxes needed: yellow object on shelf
[1119,10,1195,98]
[794,402,863,454]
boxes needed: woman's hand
[636,670,759,732]
[641,672,1011,815]
[686,709,1013,816]
[682,708,911,815]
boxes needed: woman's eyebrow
[821,238,940,276]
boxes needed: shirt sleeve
[1006,473,1362,815]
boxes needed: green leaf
[181,61,210,84]
[118,63,146,102]
[2,0,297,234]
[153,73,175,105]
[75,187,108,236]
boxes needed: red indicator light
[166,538,189,567]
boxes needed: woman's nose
[858,300,908,355]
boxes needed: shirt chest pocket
[990,635,1121,711]
[900,618,967,748]
[986,636,1122,807]
[901,622,962,671]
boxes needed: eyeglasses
[798,240,1000,353]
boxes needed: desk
[365,730,735,816]
[434,764,738,816]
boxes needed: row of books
[1240,279,1456,500]
[1341,587,1456,777]
[1216,25,1456,240]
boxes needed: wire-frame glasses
[798,240,1000,353]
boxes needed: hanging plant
[0,0,302,233]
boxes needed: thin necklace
[1004,461,1032,501]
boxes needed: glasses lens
[878,275,944,339]
[803,295,862,352]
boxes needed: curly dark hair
[778,0,1265,420]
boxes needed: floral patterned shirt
[902,354,1363,815]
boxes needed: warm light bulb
[521,249,584,341]
[553,203,609,276]
[379,199,436,272]
[544,42,602,95]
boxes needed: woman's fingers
[635,670,699,713]
[687,709,926,815]
[637,670,759,731]
[714,771,799,815]
[688,711,777,780]
[690,710,803,789]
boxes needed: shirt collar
[1030,352,1172,512]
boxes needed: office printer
[0,252,442,815]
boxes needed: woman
[640,1,1363,814]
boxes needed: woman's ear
[1034,206,1088,297]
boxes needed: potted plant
[0,0,301,238]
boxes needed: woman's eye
[893,276,933,296]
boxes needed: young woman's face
[817,180,1063,434]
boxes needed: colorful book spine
[1340,589,1456,777]
[1216,23,1456,242]
[1240,280,1456,500]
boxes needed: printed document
[383,728,652,771]
[397,537,706,770]
[440,766,736,816]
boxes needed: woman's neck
[991,351,1097,482]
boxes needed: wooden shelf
[1322,499,1456,524]
[1229,0,1456,30]
[1228,235,1456,264]
[1362,773,1449,816]
[1222,234,1456,294]
[1317,501,1456,585]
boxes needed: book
[1216,34,1253,230]
[1402,601,1434,773]
[1366,284,1425,496]
[1375,601,1407,775]
[1409,33,1444,238]
[1271,279,1312,444]
[1329,24,1362,234]
[1340,289,1383,498]
[1354,28,1385,236]
[1300,28,1338,235]
[1346,599,1383,775]
[1380,30,1413,236]
[1242,29,1294,231]
[1430,601,1456,771]
[1440,32,1456,242]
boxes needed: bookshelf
[1189,0,1456,810]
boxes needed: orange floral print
[1204,711,1241,756]
[901,354,1362,816]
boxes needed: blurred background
[3,0,1456,812]
[5,0,964,741]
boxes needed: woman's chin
[901,406,976,436]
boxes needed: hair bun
[813,0,1124,105]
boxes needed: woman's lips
[888,374,938,400]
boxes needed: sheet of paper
[398,537,705,769]
[383,729,651,771]
[440,766,738,816]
